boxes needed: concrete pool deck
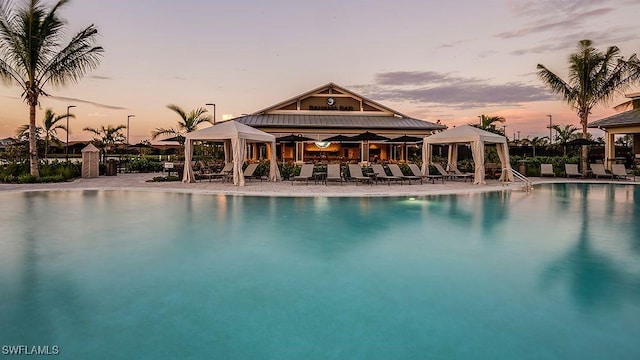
[0,172,637,197]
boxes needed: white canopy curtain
[421,125,514,184]
[182,120,281,186]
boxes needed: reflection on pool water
[1,184,639,359]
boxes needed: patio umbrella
[276,134,313,162]
[276,134,314,143]
[386,135,423,143]
[351,131,390,141]
[322,134,355,142]
[565,138,600,146]
[386,135,423,162]
[351,131,389,163]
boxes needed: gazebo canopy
[422,125,513,184]
[182,120,281,186]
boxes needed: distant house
[234,82,445,163]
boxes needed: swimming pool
[1,184,639,359]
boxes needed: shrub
[127,158,163,173]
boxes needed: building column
[604,132,616,170]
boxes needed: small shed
[81,144,100,178]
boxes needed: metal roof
[588,108,640,129]
[235,114,445,130]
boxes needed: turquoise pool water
[1,184,639,359]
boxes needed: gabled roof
[588,108,640,129]
[235,114,444,130]
[251,82,409,117]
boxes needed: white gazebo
[422,125,514,184]
[182,120,281,186]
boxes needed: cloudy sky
[1,0,639,143]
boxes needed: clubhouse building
[234,83,445,163]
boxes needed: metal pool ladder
[503,168,533,191]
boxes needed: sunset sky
[1,0,639,144]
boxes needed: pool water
[1,184,639,359]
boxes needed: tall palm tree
[552,124,579,155]
[15,108,72,159]
[537,40,631,175]
[0,0,103,177]
[151,105,213,145]
[471,115,506,135]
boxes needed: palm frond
[167,104,187,121]
[151,127,179,140]
[536,64,574,102]
[39,24,104,86]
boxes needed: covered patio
[588,92,640,170]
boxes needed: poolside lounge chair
[432,163,455,180]
[199,162,233,182]
[611,164,633,180]
[291,163,314,185]
[540,164,555,177]
[449,165,473,182]
[243,163,265,181]
[326,164,343,185]
[371,164,402,185]
[408,163,444,184]
[387,163,421,184]
[348,164,373,185]
[590,163,613,179]
[565,164,582,178]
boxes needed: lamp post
[546,115,552,144]
[127,115,135,145]
[206,103,216,125]
[65,105,76,162]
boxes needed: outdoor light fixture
[315,141,331,149]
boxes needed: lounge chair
[387,163,421,184]
[611,164,633,180]
[408,163,444,184]
[590,163,613,179]
[243,163,265,181]
[326,164,343,185]
[432,163,455,180]
[565,164,582,178]
[199,162,233,182]
[291,163,314,185]
[449,165,473,182]
[348,164,373,185]
[540,163,555,177]
[371,164,402,185]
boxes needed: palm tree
[15,108,72,160]
[0,0,103,177]
[552,124,579,155]
[537,40,632,175]
[151,105,212,145]
[471,115,506,135]
[84,125,126,156]
[522,136,548,156]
